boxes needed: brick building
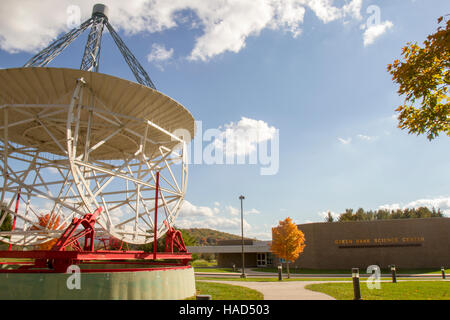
[187,239,273,267]
[290,217,450,269]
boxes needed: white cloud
[246,208,261,215]
[363,20,393,46]
[343,0,363,21]
[45,167,59,174]
[357,134,377,141]
[215,117,277,156]
[379,197,450,216]
[176,215,251,230]
[225,205,260,216]
[338,134,377,144]
[338,137,352,145]
[0,0,365,61]
[176,200,266,237]
[318,210,339,220]
[226,205,240,216]
[179,200,215,217]
[147,43,174,62]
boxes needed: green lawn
[306,281,450,300]
[195,276,351,282]
[190,259,218,267]
[186,281,264,300]
[0,258,32,263]
[195,276,392,282]
[194,267,238,273]
[251,267,450,275]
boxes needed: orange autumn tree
[32,213,62,250]
[270,217,305,278]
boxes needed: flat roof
[187,241,271,254]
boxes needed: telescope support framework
[0,75,189,246]
[23,7,156,89]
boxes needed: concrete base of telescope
[0,264,196,300]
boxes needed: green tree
[338,209,354,222]
[325,211,334,223]
[375,209,390,220]
[179,228,198,247]
[387,16,450,140]
[355,208,367,221]
[0,210,12,232]
[366,210,376,221]
[391,209,403,219]
[138,226,198,253]
[416,207,432,218]
[0,206,13,247]
[431,207,444,217]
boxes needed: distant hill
[180,228,256,246]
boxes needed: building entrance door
[257,253,267,267]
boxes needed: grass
[196,276,351,282]
[251,267,450,275]
[190,259,218,267]
[0,258,32,263]
[306,281,450,300]
[186,281,264,300]
[195,276,392,282]
[194,267,238,273]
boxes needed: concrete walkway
[199,280,337,300]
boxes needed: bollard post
[391,265,397,283]
[232,264,236,272]
[278,264,283,281]
[352,268,362,300]
[196,295,212,300]
[441,267,446,280]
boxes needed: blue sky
[1,0,449,240]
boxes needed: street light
[239,195,246,279]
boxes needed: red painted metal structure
[164,221,187,253]
[8,189,21,251]
[0,249,192,273]
[0,170,191,273]
[98,236,129,251]
[153,171,160,260]
[0,207,191,272]
[52,207,103,252]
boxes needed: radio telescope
[0,4,195,246]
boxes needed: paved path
[199,280,337,300]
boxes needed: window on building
[257,253,266,267]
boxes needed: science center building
[292,217,450,269]
[190,217,450,270]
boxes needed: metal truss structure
[0,5,196,280]
[0,4,195,252]
[0,74,189,246]
[0,3,195,250]
[23,4,156,89]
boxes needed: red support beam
[153,171,160,260]
[0,250,191,261]
[51,207,102,252]
[8,189,21,251]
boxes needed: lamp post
[239,195,246,279]
[391,265,397,283]
[352,268,362,300]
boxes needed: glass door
[257,253,267,267]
